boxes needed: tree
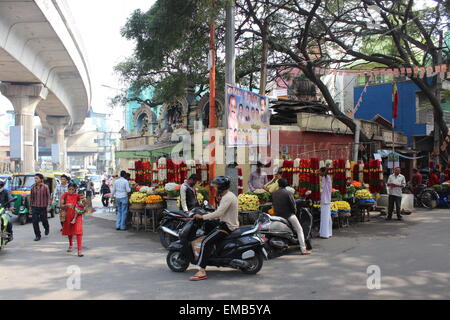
[237,0,449,164]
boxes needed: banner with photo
[226,84,270,147]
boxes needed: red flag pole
[208,0,217,207]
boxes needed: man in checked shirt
[30,173,51,241]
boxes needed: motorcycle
[259,199,313,258]
[403,182,439,209]
[166,210,270,275]
[158,202,215,249]
[0,199,15,251]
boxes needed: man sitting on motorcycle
[272,179,311,255]
[191,176,239,281]
[0,179,14,242]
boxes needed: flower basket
[145,202,164,210]
[130,203,145,210]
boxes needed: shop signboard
[387,153,400,168]
[225,84,270,147]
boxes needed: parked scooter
[158,202,214,249]
[259,199,313,258]
[403,182,439,209]
[0,199,15,251]
[166,210,270,274]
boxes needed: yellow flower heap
[355,189,373,199]
[130,192,147,203]
[335,201,351,211]
[238,194,259,211]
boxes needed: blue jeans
[115,197,129,230]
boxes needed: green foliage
[116,0,221,104]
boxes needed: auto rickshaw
[0,175,12,190]
[10,173,57,225]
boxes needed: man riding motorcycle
[0,179,14,242]
[190,176,239,281]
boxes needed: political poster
[225,84,270,147]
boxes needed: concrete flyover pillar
[46,116,70,171]
[0,83,48,173]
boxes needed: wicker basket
[130,203,146,210]
[145,202,164,210]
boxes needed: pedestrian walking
[30,174,51,241]
[100,180,111,207]
[319,167,332,239]
[85,178,94,213]
[387,167,406,221]
[54,174,70,229]
[112,171,131,231]
[61,184,85,257]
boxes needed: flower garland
[158,157,167,185]
[237,168,243,195]
[298,158,310,196]
[359,161,365,183]
[292,158,300,188]
[152,162,158,185]
[282,160,294,186]
[310,158,320,202]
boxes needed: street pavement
[0,197,449,300]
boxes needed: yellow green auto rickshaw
[10,173,57,225]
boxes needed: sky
[66,0,156,114]
[0,0,156,129]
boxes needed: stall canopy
[377,149,426,160]
[115,143,177,159]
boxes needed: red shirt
[412,173,422,186]
[30,183,51,208]
[428,174,440,187]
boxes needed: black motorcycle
[166,211,270,275]
[259,199,313,258]
[0,199,15,251]
[158,204,215,249]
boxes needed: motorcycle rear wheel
[167,251,189,272]
[421,191,437,209]
[240,252,264,275]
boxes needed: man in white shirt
[387,167,406,221]
[112,171,131,230]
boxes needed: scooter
[403,182,439,209]
[158,203,215,249]
[166,210,270,275]
[0,199,16,251]
[259,199,313,258]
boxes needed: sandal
[189,274,208,281]
[78,252,84,257]
[301,250,312,255]
[67,246,73,253]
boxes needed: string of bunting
[312,64,449,78]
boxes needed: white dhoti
[320,204,332,238]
